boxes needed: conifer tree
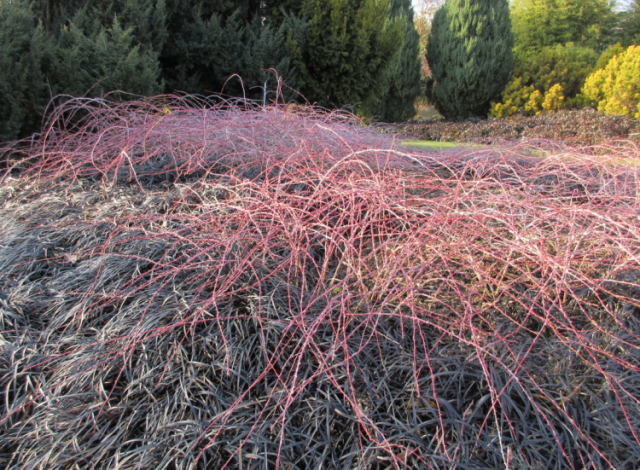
[510,0,616,53]
[266,0,304,22]
[158,3,244,95]
[47,8,163,98]
[1,0,419,144]
[291,0,404,113]
[372,0,422,122]
[426,0,513,119]
[32,0,165,99]
[620,0,640,47]
[0,0,48,143]
[235,15,299,102]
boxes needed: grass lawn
[399,138,477,150]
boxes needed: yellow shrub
[489,101,518,119]
[489,77,539,118]
[525,89,543,115]
[542,84,565,112]
[582,45,640,118]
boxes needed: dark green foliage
[292,0,404,112]
[49,2,165,96]
[157,0,255,95]
[426,0,514,119]
[0,0,164,143]
[266,0,304,22]
[367,0,422,122]
[619,0,640,47]
[47,12,163,98]
[234,15,299,102]
[48,0,169,50]
[163,0,262,22]
[0,1,48,143]
[0,0,417,144]
[158,5,297,101]
[158,7,244,95]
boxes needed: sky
[412,0,429,14]
[411,0,634,14]
[411,0,445,15]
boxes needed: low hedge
[381,109,640,147]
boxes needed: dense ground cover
[382,109,640,147]
[1,97,640,469]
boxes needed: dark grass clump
[384,108,640,148]
[1,96,640,469]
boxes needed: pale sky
[412,0,633,14]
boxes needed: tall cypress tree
[370,0,422,122]
[290,0,404,112]
[426,0,513,119]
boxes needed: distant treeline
[485,0,640,118]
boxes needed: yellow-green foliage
[489,77,537,118]
[542,84,565,112]
[595,43,625,71]
[488,102,510,119]
[525,89,543,115]
[583,45,640,119]
[491,82,568,118]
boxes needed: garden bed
[1,97,640,469]
[380,108,640,148]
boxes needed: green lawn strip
[399,139,478,150]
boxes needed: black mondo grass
[1,96,640,469]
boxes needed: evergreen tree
[426,0,514,119]
[510,0,616,53]
[46,8,163,98]
[595,42,625,70]
[368,0,422,122]
[235,15,299,102]
[490,42,598,118]
[290,0,404,112]
[620,0,640,46]
[266,0,304,23]
[0,0,48,143]
[512,42,599,98]
[158,1,296,100]
[0,0,165,143]
[158,3,245,95]
[37,0,169,50]
[1,0,420,144]
[32,1,165,98]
